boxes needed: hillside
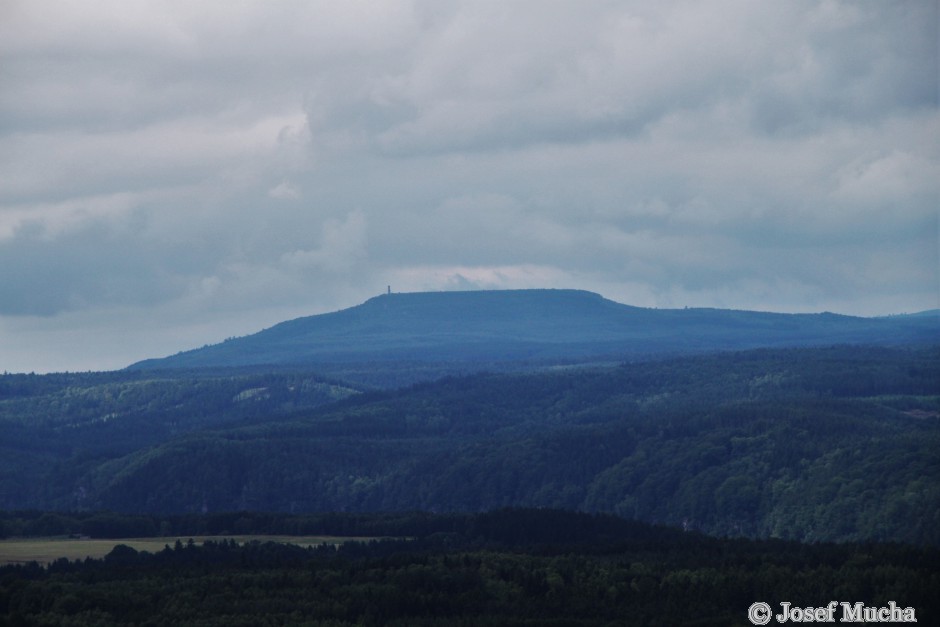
[6,345,938,544]
[0,370,358,509]
[128,289,939,374]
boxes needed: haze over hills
[129,288,939,371]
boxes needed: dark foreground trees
[1,509,938,626]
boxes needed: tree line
[1,509,938,626]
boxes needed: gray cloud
[0,0,937,372]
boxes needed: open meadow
[0,535,373,565]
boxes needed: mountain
[128,289,939,372]
[6,290,937,545]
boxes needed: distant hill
[129,289,939,371]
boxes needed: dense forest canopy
[1,509,937,626]
[2,326,938,624]
[2,345,937,544]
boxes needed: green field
[0,535,373,565]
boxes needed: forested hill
[8,345,937,544]
[128,289,939,371]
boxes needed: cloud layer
[1,0,937,372]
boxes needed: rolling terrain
[129,289,939,380]
[3,345,938,544]
[2,290,938,547]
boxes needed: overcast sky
[1,0,938,373]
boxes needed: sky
[1,0,938,373]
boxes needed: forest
[1,343,938,623]
[1,509,938,626]
[1,345,938,544]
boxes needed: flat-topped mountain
[129,289,938,370]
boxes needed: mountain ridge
[128,288,939,371]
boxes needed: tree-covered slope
[128,289,939,372]
[0,370,358,509]
[15,345,937,544]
